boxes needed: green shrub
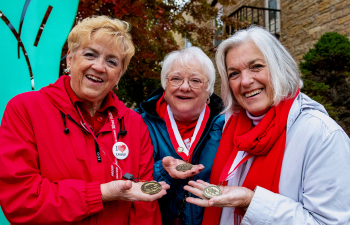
[300,32,350,134]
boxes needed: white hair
[161,47,216,95]
[216,26,303,113]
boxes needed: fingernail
[209,201,214,206]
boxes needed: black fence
[226,5,281,39]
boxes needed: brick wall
[280,0,350,63]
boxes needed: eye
[251,64,263,71]
[84,52,96,58]
[107,59,118,67]
[190,78,202,83]
[228,71,239,79]
[171,76,182,81]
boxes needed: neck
[83,101,102,117]
[174,115,198,123]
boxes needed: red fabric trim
[202,91,299,225]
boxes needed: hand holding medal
[184,180,254,209]
[101,175,170,202]
[162,156,205,179]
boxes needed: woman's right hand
[162,156,204,179]
[101,180,170,202]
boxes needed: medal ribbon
[218,150,253,183]
[76,107,122,179]
[164,105,210,161]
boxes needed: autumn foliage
[61,0,238,106]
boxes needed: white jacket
[220,93,350,225]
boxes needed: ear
[66,50,73,67]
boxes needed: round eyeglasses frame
[166,76,209,89]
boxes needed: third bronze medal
[203,185,222,199]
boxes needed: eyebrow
[227,58,264,71]
[84,47,119,59]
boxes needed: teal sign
[0,0,78,223]
[0,0,78,119]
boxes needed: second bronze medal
[176,162,193,172]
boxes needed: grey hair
[216,26,303,113]
[161,47,216,95]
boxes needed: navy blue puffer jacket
[136,87,224,225]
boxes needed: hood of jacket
[39,75,128,120]
[287,93,328,131]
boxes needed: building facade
[212,0,350,95]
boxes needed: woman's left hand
[184,180,254,208]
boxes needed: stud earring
[63,67,70,75]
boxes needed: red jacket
[0,76,162,225]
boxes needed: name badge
[113,142,129,160]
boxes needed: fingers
[195,179,211,186]
[162,156,174,167]
[186,196,210,207]
[157,181,170,190]
[183,184,206,199]
[123,180,132,190]
[187,180,207,191]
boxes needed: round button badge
[113,142,129,160]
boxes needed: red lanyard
[76,106,122,179]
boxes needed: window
[184,38,192,48]
[265,0,280,33]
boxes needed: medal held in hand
[141,181,162,195]
[203,185,222,199]
[176,163,193,172]
[123,173,162,195]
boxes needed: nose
[241,70,254,87]
[179,78,191,91]
[91,58,106,73]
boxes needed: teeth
[87,75,103,82]
[245,89,262,97]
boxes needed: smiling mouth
[86,75,103,83]
[245,89,263,98]
[177,96,192,100]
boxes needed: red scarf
[202,92,298,225]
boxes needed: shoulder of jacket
[8,91,46,106]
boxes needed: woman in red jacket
[0,16,169,224]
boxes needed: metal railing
[226,5,281,39]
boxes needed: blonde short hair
[68,15,135,73]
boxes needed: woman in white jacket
[184,26,350,225]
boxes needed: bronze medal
[177,147,184,153]
[175,163,193,172]
[141,181,162,195]
[203,186,222,199]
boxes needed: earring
[206,97,210,104]
[63,67,70,75]
[115,85,119,90]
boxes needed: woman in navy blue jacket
[137,47,224,225]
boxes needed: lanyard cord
[76,106,122,178]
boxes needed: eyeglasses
[166,76,208,89]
